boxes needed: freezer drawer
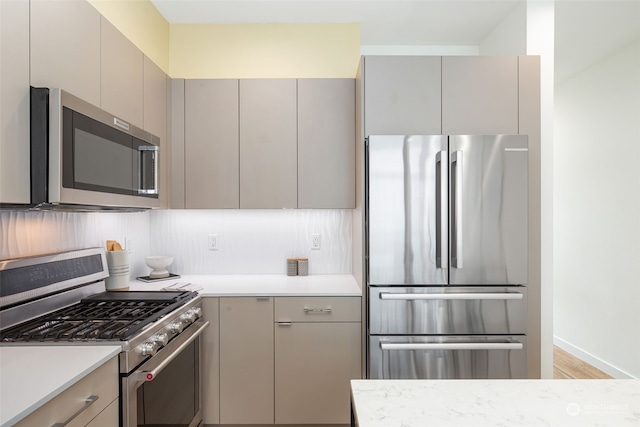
[369,335,527,379]
[369,286,527,335]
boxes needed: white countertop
[0,345,122,427]
[351,379,640,427]
[129,274,362,296]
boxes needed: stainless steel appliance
[366,134,528,379]
[0,248,208,427]
[29,87,160,211]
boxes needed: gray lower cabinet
[363,56,442,136]
[274,296,362,424]
[0,0,30,204]
[442,56,519,135]
[298,79,355,208]
[219,297,274,424]
[185,79,240,208]
[239,79,298,209]
[100,16,144,128]
[14,357,119,427]
[210,296,362,425]
[202,298,220,425]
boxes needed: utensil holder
[106,251,130,291]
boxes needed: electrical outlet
[125,239,133,253]
[311,234,321,250]
[208,234,219,251]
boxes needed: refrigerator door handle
[379,292,524,300]
[451,150,463,269]
[435,151,447,269]
[380,342,524,351]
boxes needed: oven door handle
[134,320,209,382]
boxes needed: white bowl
[145,256,173,279]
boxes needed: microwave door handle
[138,145,159,195]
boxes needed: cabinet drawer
[275,296,361,322]
[15,357,118,427]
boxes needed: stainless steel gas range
[0,248,209,427]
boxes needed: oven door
[123,320,209,427]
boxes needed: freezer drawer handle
[380,342,524,351]
[379,293,523,300]
[303,307,333,313]
[51,395,98,427]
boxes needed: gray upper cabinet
[143,56,169,208]
[442,56,519,135]
[239,79,297,209]
[185,79,240,209]
[1,0,30,204]
[364,56,442,136]
[298,79,355,208]
[30,0,101,106]
[101,17,144,128]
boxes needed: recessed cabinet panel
[298,79,355,208]
[0,0,30,204]
[240,79,297,208]
[201,298,220,425]
[364,56,442,136]
[101,17,144,128]
[275,322,362,424]
[442,56,519,134]
[219,297,274,424]
[30,0,101,107]
[185,79,240,208]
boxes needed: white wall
[554,39,640,379]
[0,209,352,278]
[479,2,526,55]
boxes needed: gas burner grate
[0,294,196,342]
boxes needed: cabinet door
[30,0,101,106]
[101,17,144,127]
[219,297,274,424]
[185,79,240,208]
[364,56,442,136]
[442,56,519,135]
[240,79,297,208]
[0,0,30,204]
[201,298,220,425]
[143,56,168,208]
[275,322,361,424]
[298,79,355,208]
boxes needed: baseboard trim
[553,336,636,379]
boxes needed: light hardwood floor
[553,345,613,379]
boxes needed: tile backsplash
[0,209,352,276]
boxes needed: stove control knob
[168,321,184,334]
[152,333,169,347]
[190,307,202,319]
[139,341,158,356]
[180,311,197,324]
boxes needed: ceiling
[151,0,640,83]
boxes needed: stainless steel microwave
[30,87,160,211]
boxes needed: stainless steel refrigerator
[366,134,528,379]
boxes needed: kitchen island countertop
[350,379,640,427]
[130,274,362,296]
[0,345,122,427]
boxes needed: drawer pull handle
[303,307,332,313]
[380,342,524,351]
[51,395,98,427]
[380,293,523,301]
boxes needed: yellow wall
[86,2,360,78]
[170,24,360,78]
[88,0,170,73]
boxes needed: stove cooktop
[0,290,198,343]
